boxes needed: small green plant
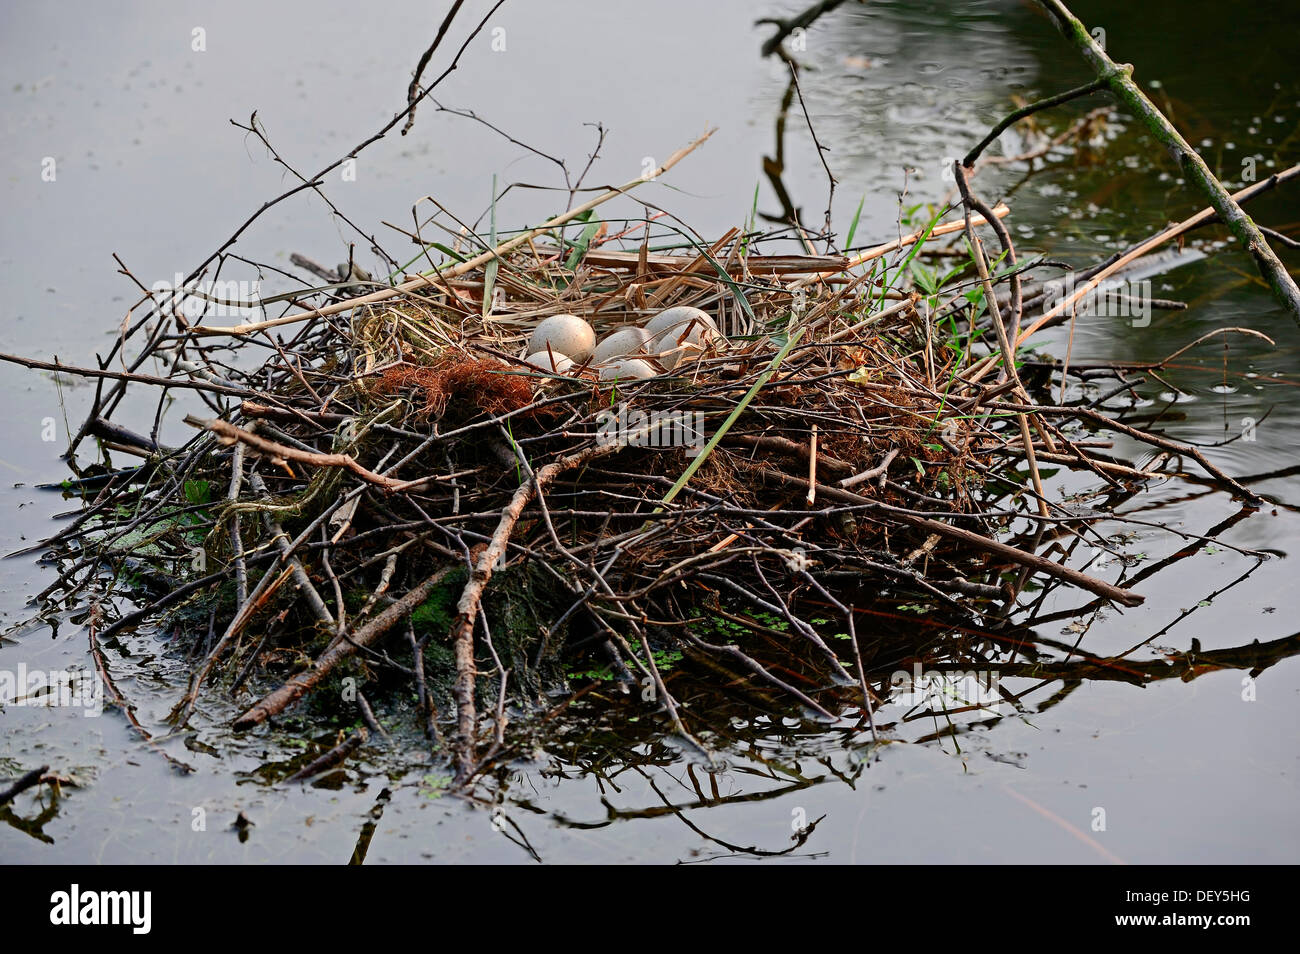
[183,479,211,506]
[566,663,615,682]
[419,774,452,799]
[649,648,683,671]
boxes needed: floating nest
[14,186,1264,784]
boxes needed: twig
[806,424,819,504]
[970,235,1050,519]
[840,448,899,489]
[759,468,1144,606]
[402,1,468,136]
[234,566,460,729]
[963,79,1107,166]
[189,416,409,490]
[757,0,854,57]
[789,204,1010,289]
[446,441,622,783]
[0,765,49,806]
[991,400,1263,503]
[965,165,1300,382]
[0,352,265,400]
[191,130,716,336]
[954,161,1023,342]
[284,728,369,783]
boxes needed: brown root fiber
[374,358,536,421]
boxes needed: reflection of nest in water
[499,618,1298,859]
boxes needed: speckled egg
[597,358,657,381]
[644,306,716,339]
[651,325,718,370]
[523,351,574,374]
[528,314,595,362]
[591,326,653,364]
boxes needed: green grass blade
[739,181,761,257]
[844,193,867,249]
[657,323,807,509]
[564,210,600,272]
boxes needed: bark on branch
[233,566,459,729]
[187,416,408,490]
[447,441,621,783]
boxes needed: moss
[408,569,464,634]
[478,561,573,698]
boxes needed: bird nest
[18,203,1259,785]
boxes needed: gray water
[2,0,1297,863]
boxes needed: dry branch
[234,566,459,729]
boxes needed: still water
[1,0,1297,862]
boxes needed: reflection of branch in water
[1002,785,1126,865]
[904,623,1300,753]
[0,764,48,806]
[490,808,543,864]
[1,791,60,845]
[762,72,802,228]
[505,738,846,860]
[1104,563,1265,667]
[757,0,858,58]
[1031,631,1300,684]
[482,601,1298,861]
[638,768,826,862]
[347,786,390,866]
[520,738,842,826]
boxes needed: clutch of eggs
[521,307,721,378]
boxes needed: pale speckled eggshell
[644,306,715,339]
[592,326,653,364]
[597,358,657,381]
[523,351,574,373]
[528,314,595,362]
[649,321,717,370]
